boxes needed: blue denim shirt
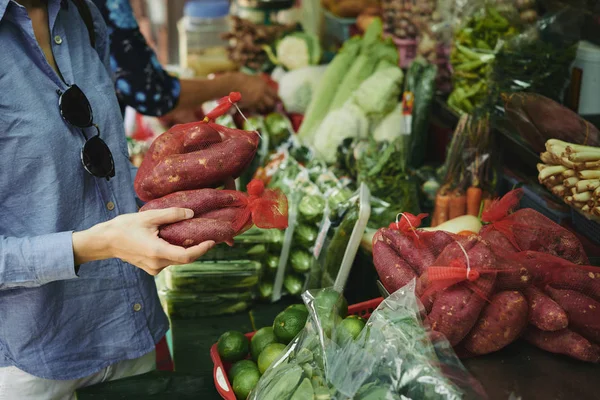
[0,0,168,380]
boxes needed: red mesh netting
[140,179,288,247]
[480,189,589,265]
[372,209,600,360]
[134,93,259,202]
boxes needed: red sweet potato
[463,291,529,355]
[428,284,489,346]
[182,123,222,151]
[159,218,235,247]
[524,327,600,363]
[373,230,417,293]
[495,266,532,290]
[139,188,243,215]
[524,286,568,332]
[382,229,435,276]
[138,135,258,201]
[546,286,600,344]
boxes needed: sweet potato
[463,291,529,355]
[428,284,489,346]
[139,188,243,215]
[524,286,568,332]
[373,230,417,293]
[494,267,532,290]
[546,286,600,343]
[524,327,600,363]
[382,229,435,276]
[134,122,259,202]
[138,135,258,201]
[159,218,235,247]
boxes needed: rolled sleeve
[0,232,77,290]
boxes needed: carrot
[449,190,467,219]
[482,195,493,214]
[457,230,477,236]
[466,186,483,216]
[432,192,450,227]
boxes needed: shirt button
[106,201,115,211]
[54,35,63,45]
[133,303,142,312]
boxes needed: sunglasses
[57,85,115,180]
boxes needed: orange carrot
[458,230,477,236]
[449,191,467,220]
[466,186,483,216]
[482,195,493,214]
[433,193,451,227]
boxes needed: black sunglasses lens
[82,136,115,178]
[61,85,93,128]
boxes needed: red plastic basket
[210,297,384,399]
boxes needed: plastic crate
[571,208,600,245]
[323,10,356,46]
[210,297,384,399]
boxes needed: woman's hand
[231,72,278,112]
[73,208,215,276]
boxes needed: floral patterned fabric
[92,0,181,116]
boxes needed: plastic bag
[249,283,487,400]
[309,184,371,290]
[490,6,585,107]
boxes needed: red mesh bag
[140,179,288,247]
[134,93,260,202]
[480,189,589,265]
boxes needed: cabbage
[312,102,369,163]
[275,32,322,71]
[278,65,327,114]
[373,104,406,142]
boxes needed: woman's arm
[94,0,278,116]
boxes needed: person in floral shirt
[92,0,277,116]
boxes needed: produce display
[381,0,439,40]
[537,139,600,218]
[373,189,600,362]
[215,287,485,399]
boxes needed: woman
[92,0,278,116]
[0,0,214,398]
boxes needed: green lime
[273,309,308,344]
[217,331,249,363]
[286,304,309,316]
[228,359,258,382]
[335,315,366,344]
[232,368,260,400]
[314,288,348,318]
[257,343,287,374]
[250,327,278,361]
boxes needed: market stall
[84,0,600,398]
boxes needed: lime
[335,315,366,344]
[228,359,258,382]
[314,288,348,318]
[257,343,287,374]
[250,327,278,361]
[273,309,308,344]
[286,304,309,317]
[217,331,249,363]
[232,368,260,400]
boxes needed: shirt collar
[0,0,68,21]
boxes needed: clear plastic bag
[250,283,487,400]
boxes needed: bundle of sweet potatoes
[373,190,600,363]
[134,94,288,246]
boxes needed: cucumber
[291,250,312,274]
[165,261,261,292]
[284,274,304,296]
[295,224,318,248]
[298,194,325,223]
[266,255,280,271]
[321,205,359,287]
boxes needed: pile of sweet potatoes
[373,194,600,363]
[134,117,288,247]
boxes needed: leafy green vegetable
[275,32,322,70]
[351,66,404,122]
[298,37,362,144]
